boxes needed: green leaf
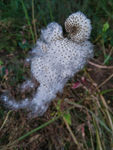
[102,22,109,33]
[100,89,113,95]
[0,60,3,65]
[56,99,61,111]
[63,111,71,125]
[104,54,113,65]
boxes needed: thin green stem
[21,0,35,44]
[32,0,37,42]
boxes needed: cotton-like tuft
[0,12,94,117]
[65,11,92,43]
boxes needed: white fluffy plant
[1,12,94,118]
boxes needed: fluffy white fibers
[1,12,94,117]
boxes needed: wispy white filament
[1,12,94,117]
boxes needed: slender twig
[0,115,60,150]
[0,110,12,131]
[54,102,82,149]
[0,106,75,150]
[65,99,112,134]
[100,94,113,131]
[32,0,37,42]
[88,60,113,69]
[101,39,106,56]
[63,116,81,149]
[93,117,103,150]
[104,48,113,64]
[98,73,113,88]
[93,35,101,43]
[84,70,113,132]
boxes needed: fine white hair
[1,12,94,117]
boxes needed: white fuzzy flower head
[40,22,63,43]
[65,11,92,43]
[0,11,94,118]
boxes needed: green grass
[0,0,113,150]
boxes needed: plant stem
[32,0,37,42]
[21,0,35,44]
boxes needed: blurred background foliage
[0,0,113,150]
[0,0,113,52]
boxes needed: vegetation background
[0,0,113,149]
